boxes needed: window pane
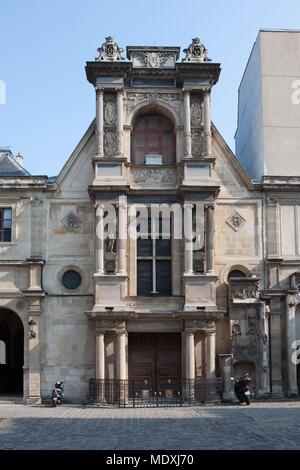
[3,229,12,242]
[62,270,82,290]
[137,238,152,257]
[137,260,152,296]
[156,238,171,256]
[156,261,172,296]
[3,209,12,220]
[3,219,12,229]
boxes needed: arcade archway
[0,309,24,394]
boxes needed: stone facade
[0,37,299,404]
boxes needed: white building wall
[236,30,300,179]
[235,33,263,180]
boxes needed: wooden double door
[128,333,181,385]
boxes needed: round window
[62,270,82,290]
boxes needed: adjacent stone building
[0,35,299,404]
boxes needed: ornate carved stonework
[134,51,174,68]
[232,322,241,335]
[231,285,258,300]
[132,168,177,185]
[226,210,246,232]
[96,36,124,62]
[31,198,44,207]
[104,130,117,156]
[126,92,180,113]
[183,38,211,63]
[104,101,116,125]
[191,319,215,330]
[61,211,82,232]
[232,343,257,361]
[192,132,203,156]
[191,103,202,127]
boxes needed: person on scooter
[235,373,252,405]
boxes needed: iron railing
[89,378,223,407]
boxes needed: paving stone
[0,402,299,450]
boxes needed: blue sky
[1,0,300,176]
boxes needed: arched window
[131,114,175,165]
[0,340,6,364]
[228,270,247,279]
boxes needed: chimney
[15,152,24,166]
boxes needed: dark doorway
[0,309,24,394]
[129,333,181,385]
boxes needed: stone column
[218,354,234,402]
[285,294,298,397]
[117,329,127,404]
[95,88,104,157]
[185,331,195,380]
[183,90,192,157]
[203,90,212,156]
[257,303,270,396]
[95,331,105,402]
[205,330,216,378]
[26,313,41,404]
[184,203,193,275]
[116,89,124,157]
[269,297,285,397]
[206,205,215,274]
[118,196,127,274]
[95,205,105,274]
[117,330,127,381]
[266,198,280,259]
[96,332,105,380]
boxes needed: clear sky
[1,0,300,176]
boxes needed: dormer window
[131,113,175,165]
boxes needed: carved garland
[126,92,180,113]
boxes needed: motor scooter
[234,375,252,405]
[51,381,64,407]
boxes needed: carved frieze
[126,92,180,113]
[231,285,258,300]
[104,101,116,125]
[104,130,117,156]
[133,51,174,68]
[132,168,177,185]
[191,319,215,330]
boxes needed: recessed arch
[0,308,24,395]
[220,264,252,285]
[128,100,179,129]
[131,107,176,165]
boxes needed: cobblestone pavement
[0,402,299,450]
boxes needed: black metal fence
[89,378,223,407]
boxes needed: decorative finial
[96,36,124,62]
[183,38,211,63]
